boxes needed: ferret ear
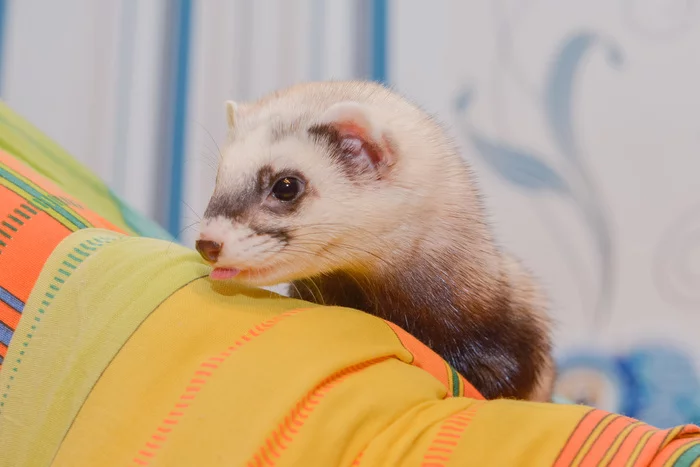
[318,101,379,140]
[315,101,397,178]
[225,100,246,130]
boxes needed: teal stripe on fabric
[450,365,460,397]
[0,166,87,229]
[672,442,700,467]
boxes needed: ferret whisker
[289,232,393,253]
[289,223,393,247]
[276,248,354,275]
[175,220,201,239]
[181,201,202,221]
[274,247,331,263]
[301,277,326,306]
[194,120,225,163]
[197,151,219,174]
[254,240,284,256]
[164,220,201,257]
[195,146,219,166]
[289,222,386,236]
[198,147,218,163]
[301,279,324,306]
[309,277,326,306]
[287,280,304,301]
[287,247,381,310]
[278,248,381,305]
[286,240,397,270]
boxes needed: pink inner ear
[339,135,364,154]
[336,129,383,167]
[323,109,395,171]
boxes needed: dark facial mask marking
[204,165,308,221]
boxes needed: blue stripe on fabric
[371,0,388,83]
[0,0,7,96]
[0,320,12,347]
[167,0,193,238]
[0,286,23,313]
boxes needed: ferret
[195,80,554,401]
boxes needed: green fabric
[0,100,173,240]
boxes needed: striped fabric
[0,102,171,370]
[554,410,700,467]
[0,152,125,368]
[1,225,698,465]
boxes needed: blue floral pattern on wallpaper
[451,20,700,426]
[453,31,620,326]
[556,345,700,428]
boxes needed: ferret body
[196,80,554,401]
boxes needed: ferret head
[197,81,466,285]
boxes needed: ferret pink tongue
[210,268,240,280]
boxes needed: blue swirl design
[555,351,640,416]
[453,32,621,326]
[469,133,570,193]
[556,345,700,428]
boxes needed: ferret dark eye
[271,177,303,201]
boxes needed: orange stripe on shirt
[580,415,641,466]
[383,320,482,400]
[554,409,610,466]
[132,310,305,467]
[579,416,639,466]
[421,401,485,467]
[606,422,656,465]
[0,301,21,331]
[247,356,391,467]
[570,413,619,466]
[630,426,688,466]
[0,207,71,300]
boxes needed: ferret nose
[195,240,223,263]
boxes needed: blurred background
[1,0,699,427]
